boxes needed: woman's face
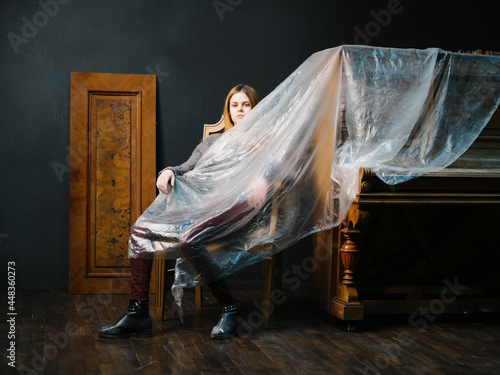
[229,92,252,124]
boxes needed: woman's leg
[207,279,236,307]
[180,243,241,339]
[98,258,153,339]
[180,244,237,303]
[180,199,253,244]
[208,278,242,339]
[130,258,154,302]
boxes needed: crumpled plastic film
[128,45,500,310]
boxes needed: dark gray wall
[0,0,497,289]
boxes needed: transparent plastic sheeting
[129,45,500,311]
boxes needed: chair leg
[274,251,283,316]
[155,259,166,321]
[195,285,203,307]
[262,255,274,330]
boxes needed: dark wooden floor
[2,289,500,375]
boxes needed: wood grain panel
[94,97,133,268]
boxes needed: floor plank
[1,289,500,375]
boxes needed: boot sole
[211,332,237,340]
[98,328,153,339]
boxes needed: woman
[98,84,262,340]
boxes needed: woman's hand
[156,169,175,194]
[246,177,269,209]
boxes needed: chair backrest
[203,115,225,140]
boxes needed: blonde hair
[222,84,260,131]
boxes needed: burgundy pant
[130,258,154,303]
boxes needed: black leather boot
[98,300,153,339]
[210,302,242,339]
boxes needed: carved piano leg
[332,227,364,324]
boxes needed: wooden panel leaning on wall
[69,72,156,294]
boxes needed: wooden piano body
[310,72,500,325]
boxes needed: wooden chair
[155,116,282,329]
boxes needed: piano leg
[332,227,364,323]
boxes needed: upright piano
[310,51,500,328]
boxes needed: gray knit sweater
[159,134,221,176]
